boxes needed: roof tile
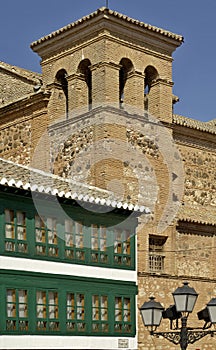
[31,7,183,49]
[0,157,149,213]
[173,114,216,134]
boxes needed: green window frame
[64,220,85,261]
[4,209,27,254]
[0,270,136,336]
[92,294,109,333]
[6,288,28,332]
[0,194,136,270]
[66,292,86,332]
[113,229,131,267]
[114,296,132,334]
[35,216,58,258]
[90,225,108,264]
[36,290,59,332]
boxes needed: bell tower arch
[31,7,183,122]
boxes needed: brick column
[67,73,89,115]
[124,71,144,110]
[90,62,120,107]
[47,82,67,123]
[148,78,173,123]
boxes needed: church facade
[0,7,216,350]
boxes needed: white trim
[0,256,136,282]
[0,157,149,213]
[0,335,137,349]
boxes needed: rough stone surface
[0,120,31,165]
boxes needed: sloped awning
[0,157,150,214]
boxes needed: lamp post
[140,282,216,350]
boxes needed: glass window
[92,295,108,332]
[64,220,85,261]
[35,216,58,257]
[91,225,108,264]
[114,297,131,333]
[2,283,135,336]
[36,290,59,332]
[3,208,134,270]
[114,230,131,267]
[6,289,28,331]
[66,293,85,332]
[5,210,27,253]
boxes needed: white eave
[0,158,150,214]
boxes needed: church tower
[30,7,183,206]
[31,7,183,123]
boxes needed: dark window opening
[78,59,92,110]
[55,69,69,119]
[119,58,134,108]
[144,66,158,111]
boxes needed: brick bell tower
[31,7,183,206]
[31,10,184,350]
[31,7,183,123]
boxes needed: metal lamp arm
[187,329,216,344]
[151,330,181,345]
[151,329,216,349]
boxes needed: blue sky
[0,0,216,122]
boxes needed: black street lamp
[140,282,216,350]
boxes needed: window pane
[92,294,108,332]
[5,209,14,223]
[18,290,28,318]
[115,297,122,321]
[48,292,58,319]
[4,210,27,253]
[6,289,28,331]
[7,289,16,317]
[35,216,58,257]
[114,296,132,333]
[36,290,59,332]
[123,298,130,321]
[66,292,85,332]
[36,291,46,318]
[67,293,75,320]
[65,219,73,233]
[65,233,73,247]
[5,209,14,239]
[114,230,131,267]
[101,296,108,321]
[17,212,25,226]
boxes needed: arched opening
[119,58,134,108]
[77,59,92,110]
[55,69,68,119]
[144,66,158,111]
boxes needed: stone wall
[0,92,50,170]
[0,120,31,165]
[49,107,168,209]
[182,146,216,207]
